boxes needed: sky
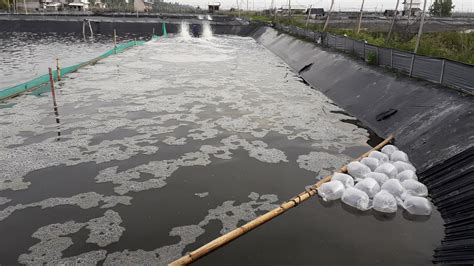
[178,0,474,12]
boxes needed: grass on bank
[243,13,474,65]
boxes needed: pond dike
[251,26,474,264]
[0,14,259,36]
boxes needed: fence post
[375,47,379,65]
[362,42,366,60]
[439,59,446,84]
[409,53,415,77]
[390,49,393,68]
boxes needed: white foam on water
[179,21,191,39]
[202,21,213,39]
[18,210,123,265]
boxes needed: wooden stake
[56,58,61,81]
[170,135,394,265]
[48,68,58,108]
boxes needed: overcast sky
[179,0,474,12]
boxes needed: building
[93,0,106,9]
[67,0,89,11]
[208,2,220,13]
[279,4,307,14]
[306,7,324,18]
[402,0,421,16]
[134,0,153,12]
[384,9,400,17]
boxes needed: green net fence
[0,40,146,101]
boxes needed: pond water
[0,34,443,265]
[0,32,148,89]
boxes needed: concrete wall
[252,27,473,172]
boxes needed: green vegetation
[244,13,474,64]
[0,0,9,10]
[366,51,378,65]
[429,0,455,17]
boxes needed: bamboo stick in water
[169,135,394,265]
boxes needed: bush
[366,52,378,65]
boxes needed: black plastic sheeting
[252,26,474,264]
[420,147,474,265]
[0,16,259,36]
[273,24,474,94]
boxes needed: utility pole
[406,0,413,26]
[247,0,248,11]
[386,0,400,43]
[288,0,291,18]
[414,0,427,53]
[356,0,365,34]
[323,0,335,31]
[23,0,27,15]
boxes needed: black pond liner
[419,146,474,264]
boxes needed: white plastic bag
[381,145,398,156]
[393,161,416,173]
[347,162,371,179]
[402,179,428,197]
[318,180,345,201]
[397,170,418,182]
[391,150,409,163]
[332,173,354,188]
[373,190,397,213]
[375,163,398,179]
[361,157,379,171]
[365,172,389,186]
[368,151,389,164]
[341,187,371,211]
[381,179,405,197]
[354,177,380,198]
[403,196,432,215]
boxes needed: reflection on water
[0,35,443,265]
[0,32,148,89]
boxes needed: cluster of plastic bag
[317,144,432,216]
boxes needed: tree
[0,0,10,10]
[429,0,455,17]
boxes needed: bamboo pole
[414,0,427,54]
[356,0,365,34]
[48,68,61,139]
[305,5,312,27]
[23,0,27,15]
[48,68,58,108]
[170,135,394,266]
[386,0,400,44]
[56,58,61,81]
[323,0,335,31]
